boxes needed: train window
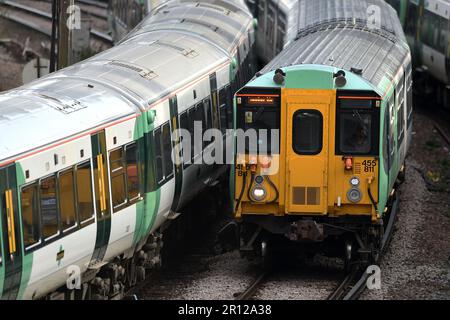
[390,0,401,15]
[276,16,286,53]
[21,183,40,248]
[203,99,212,148]
[258,0,266,34]
[76,161,94,224]
[125,143,140,203]
[420,10,441,52]
[226,86,233,129]
[292,110,323,155]
[187,108,195,162]
[58,169,76,231]
[383,109,390,173]
[405,2,418,36]
[339,112,372,154]
[219,88,228,133]
[154,128,164,183]
[110,148,127,211]
[266,5,275,41]
[193,104,204,155]
[439,17,449,54]
[388,95,396,158]
[396,76,406,146]
[162,123,174,179]
[204,99,212,131]
[406,75,413,128]
[239,106,280,154]
[179,112,190,165]
[40,175,59,239]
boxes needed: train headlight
[251,186,267,201]
[254,175,264,184]
[347,188,362,203]
[350,177,360,187]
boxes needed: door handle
[5,189,17,257]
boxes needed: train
[386,0,450,108]
[232,0,413,268]
[108,0,168,42]
[0,0,255,300]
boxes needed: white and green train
[387,0,450,106]
[0,0,255,300]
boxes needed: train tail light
[343,156,353,171]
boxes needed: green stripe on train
[133,111,161,244]
[15,163,33,300]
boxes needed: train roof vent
[155,40,199,58]
[36,91,88,114]
[108,60,158,80]
[181,18,219,32]
[195,2,231,15]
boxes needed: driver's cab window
[336,98,377,155]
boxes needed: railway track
[0,0,112,46]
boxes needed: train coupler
[286,220,324,242]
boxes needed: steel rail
[235,271,270,300]
[328,195,399,300]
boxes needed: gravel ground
[141,251,255,300]
[362,110,450,300]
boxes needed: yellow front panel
[234,88,378,220]
[283,89,334,215]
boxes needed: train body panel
[0,0,255,299]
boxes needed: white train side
[0,0,255,300]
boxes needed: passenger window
[203,99,212,148]
[40,175,58,239]
[226,86,233,129]
[110,148,127,211]
[125,143,140,202]
[21,183,40,248]
[258,0,266,34]
[187,108,195,162]
[154,128,164,183]
[219,88,228,133]
[76,161,94,224]
[193,105,204,155]
[180,112,191,164]
[58,169,76,231]
[388,95,396,158]
[293,110,323,155]
[162,123,174,178]
[383,109,390,173]
[204,99,212,131]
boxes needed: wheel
[344,240,353,273]
[261,240,272,271]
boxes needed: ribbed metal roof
[262,0,410,94]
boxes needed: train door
[0,164,23,299]
[89,131,111,265]
[284,92,330,215]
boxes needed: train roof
[261,0,410,96]
[0,0,253,164]
[295,0,406,40]
[0,79,137,163]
